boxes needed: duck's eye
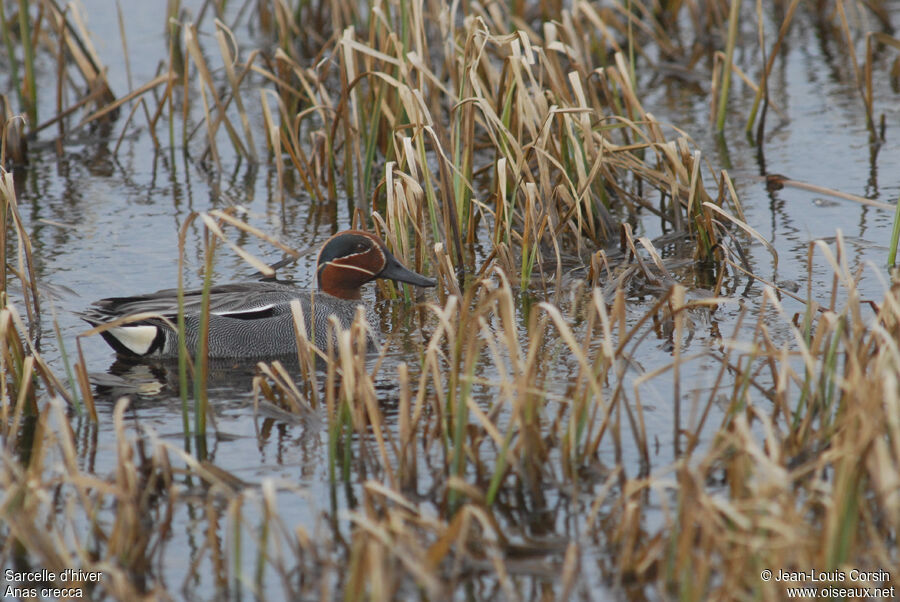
[355,243,368,252]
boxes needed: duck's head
[316,230,436,299]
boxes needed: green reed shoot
[889,191,900,267]
[0,5,21,123]
[17,0,36,124]
[177,214,199,451]
[716,0,741,132]
[192,226,217,456]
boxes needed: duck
[79,230,436,359]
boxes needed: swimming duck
[80,230,436,359]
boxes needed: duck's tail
[77,310,167,357]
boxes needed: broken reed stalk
[1,170,41,334]
[835,0,872,135]
[0,170,92,418]
[0,169,8,297]
[746,0,800,135]
[864,31,900,141]
[254,0,733,278]
[175,209,303,449]
[259,240,900,599]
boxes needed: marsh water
[5,1,900,599]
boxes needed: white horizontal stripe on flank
[213,304,275,316]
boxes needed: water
[4,1,900,598]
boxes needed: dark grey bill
[379,252,437,287]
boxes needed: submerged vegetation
[1,0,899,599]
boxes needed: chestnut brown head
[316,230,436,299]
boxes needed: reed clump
[1,0,898,600]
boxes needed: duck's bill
[379,254,437,288]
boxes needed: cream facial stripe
[328,260,377,276]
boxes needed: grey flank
[80,282,378,358]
